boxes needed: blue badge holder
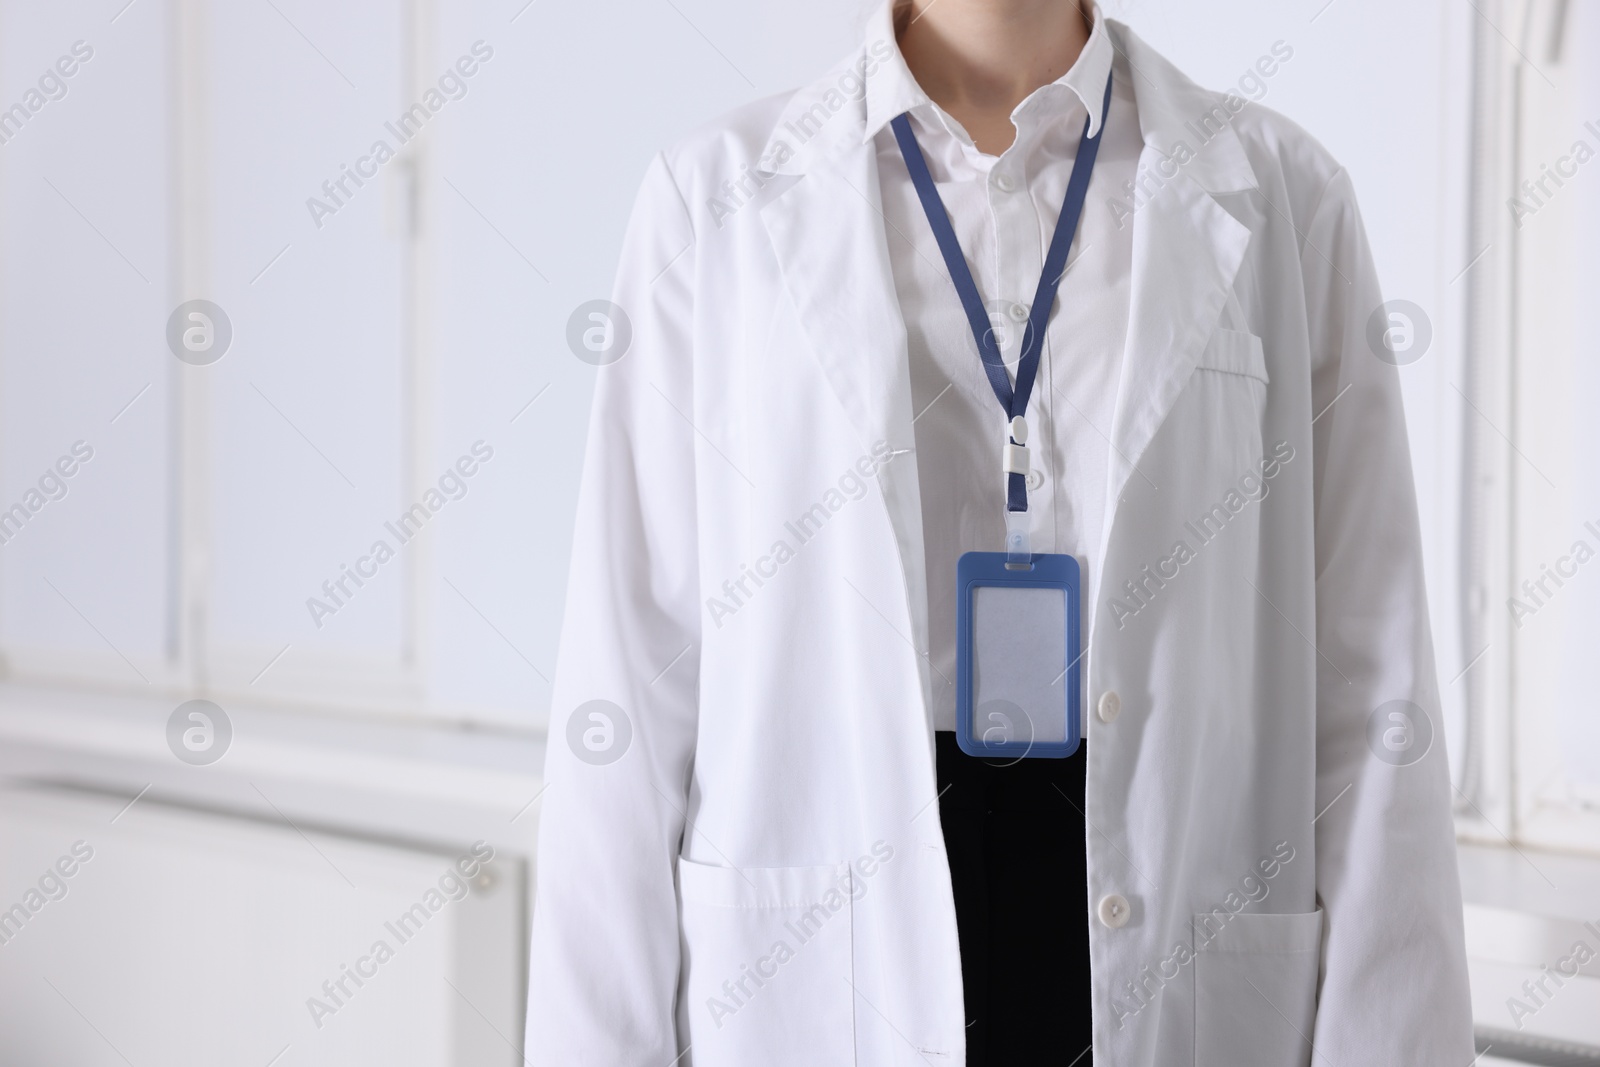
[955,551,1082,759]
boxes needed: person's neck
[897,0,1092,155]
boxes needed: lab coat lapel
[1108,169,1252,504]
[1102,21,1258,511]
[759,134,935,716]
[760,149,914,466]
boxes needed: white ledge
[0,681,548,857]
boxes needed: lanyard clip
[1003,442,1030,476]
[1003,415,1031,564]
[1002,415,1030,477]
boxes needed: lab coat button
[1026,469,1045,491]
[1007,301,1029,322]
[1098,894,1130,929]
[1097,690,1121,723]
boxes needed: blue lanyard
[890,71,1112,514]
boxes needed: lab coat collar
[1110,21,1258,196]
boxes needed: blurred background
[0,0,1596,1063]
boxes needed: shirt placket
[985,118,1054,547]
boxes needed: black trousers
[935,730,1094,1066]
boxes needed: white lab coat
[526,20,1473,1067]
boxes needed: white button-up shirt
[869,4,1141,730]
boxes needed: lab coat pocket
[678,857,857,1067]
[1185,328,1270,467]
[1195,328,1268,384]
[1193,908,1322,1067]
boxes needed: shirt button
[994,172,1017,193]
[1098,894,1131,929]
[1097,690,1122,724]
[1007,301,1030,323]
[1025,469,1045,491]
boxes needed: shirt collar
[862,1,1115,146]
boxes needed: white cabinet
[0,783,525,1066]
